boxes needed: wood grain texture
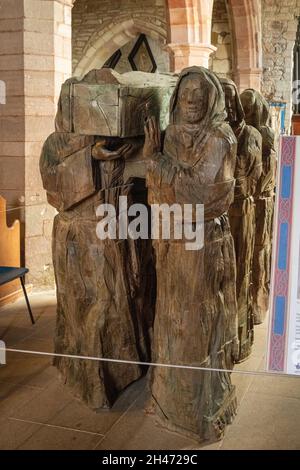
[40,129,155,409]
[56,68,176,138]
[39,68,277,443]
[0,196,21,303]
[145,67,238,443]
[240,89,276,325]
[220,79,262,362]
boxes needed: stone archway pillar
[167,43,216,71]
[0,0,74,288]
[23,0,73,287]
[227,0,263,92]
[234,68,263,92]
[166,0,216,72]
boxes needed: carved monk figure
[143,67,238,442]
[40,70,155,409]
[240,89,276,324]
[220,78,262,362]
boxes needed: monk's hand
[92,139,132,161]
[143,116,161,160]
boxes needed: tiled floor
[0,291,300,450]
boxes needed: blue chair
[0,267,35,324]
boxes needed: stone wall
[262,0,300,131]
[210,0,232,78]
[0,0,72,289]
[24,0,72,288]
[72,0,168,76]
[0,0,25,234]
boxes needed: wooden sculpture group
[40,66,276,443]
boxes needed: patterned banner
[268,136,300,374]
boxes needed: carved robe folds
[220,78,262,362]
[40,132,153,408]
[146,67,238,443]
[39,68,181,409]
[40,67,243,443]
[252,139,276,324]
[229,123,262,361]
[240,89,276,325]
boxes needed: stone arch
[166,0,262,85]
[73,16,167,78]
[227,0,262,90]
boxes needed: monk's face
[223,84,237,125]
[178,75,208,124]
[240,92,256,126]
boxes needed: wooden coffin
[57,70,177,137]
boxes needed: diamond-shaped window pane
[128,34,157,73]
[103,49,122,69]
